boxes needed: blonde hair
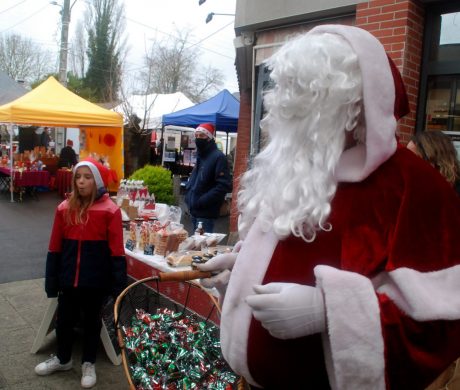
[65,170,97,225]
[411,131,460,186]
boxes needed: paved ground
[0,278,128,389]
[0,188,230,389]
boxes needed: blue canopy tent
[162,89,239,133]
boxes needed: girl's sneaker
[81,362,97,388]
[35,355,73,375]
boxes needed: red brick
[391,42,405,51]
[394,10,409,19]
[372,29,395,38]
[394,27,407,35]
[358,7,382,17]
[384,44,393,52]
[379,35,405,45]
[370,0,396,7]
[380,18,408,29]
[360,22,381,32]
[368,13,395,23]
[382,2,409,13]
[355,17,368,25]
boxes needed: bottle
[195,221,205,235]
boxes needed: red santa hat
[66,139,73,147]
[195,123,216,139]
[309,25,409,183]
[73,157,110,192]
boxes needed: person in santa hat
[35,157,127,389]
[185,122,232,233]
[197,25,460,389]
[58,139,78,168]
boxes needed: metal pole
[8,125,14,203]
[57,0,71,153]
[59,0,71,86]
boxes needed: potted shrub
[129,165,175,205]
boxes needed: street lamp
[205,12,235,24]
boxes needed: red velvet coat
[221,148,460,389]
[45,193,127,298]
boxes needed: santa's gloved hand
[246,282,326,340]
[196,252,237,297]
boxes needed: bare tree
[69,21,87,78]
[0,33,54,83]
[141,28,224,103]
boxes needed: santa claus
[198,25,460,389]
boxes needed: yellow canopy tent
[0,76,123,193]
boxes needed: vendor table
[125,248,220,324]
[55,169,73,198]
[0,166,50,200]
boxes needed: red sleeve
[48,206,64,252]
[107,207,125,257]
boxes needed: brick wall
[356,0,425,143]
[229,89,251,232]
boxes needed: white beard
[237,32,363,242]
[237,110,347,242]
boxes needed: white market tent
[112,92,194,130]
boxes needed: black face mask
[195,138,210,153]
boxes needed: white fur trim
[310,25,397,182]
[314,265,385,390]
[195,126,214,139]
[74,161,104,190]
[372,265,460,321]
[221,219,279,387]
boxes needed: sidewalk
[0,278,127,390]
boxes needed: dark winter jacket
[185,141,232,219]
[45,193,127,298]
[58,146,78,168]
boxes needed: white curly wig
[237,32,364,242]
[238,24,400,242]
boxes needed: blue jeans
[191,216,215,233]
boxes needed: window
[425,75,460,132]
[418,3,460,134]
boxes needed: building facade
[230,0,460,232]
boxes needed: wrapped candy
[123,308,238,389]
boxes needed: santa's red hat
[195,123,215,139]
[309,25,408,183]
[73,157,109,192]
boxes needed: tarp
[0,76,122,127]
[0,76,124,191]
[162,89,239,133]
[0,71,27,105]
[113,92,194,130]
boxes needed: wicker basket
[114,275,248,389]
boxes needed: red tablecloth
[56,169,73,198]
[125,252,220,324]
[0,167,50,187]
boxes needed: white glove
[196,252,238,298]
[246,282,326,340]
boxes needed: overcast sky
[0,0,238,92]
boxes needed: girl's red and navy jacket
[45,193,127,298]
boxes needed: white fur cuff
[315,265,385,390]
